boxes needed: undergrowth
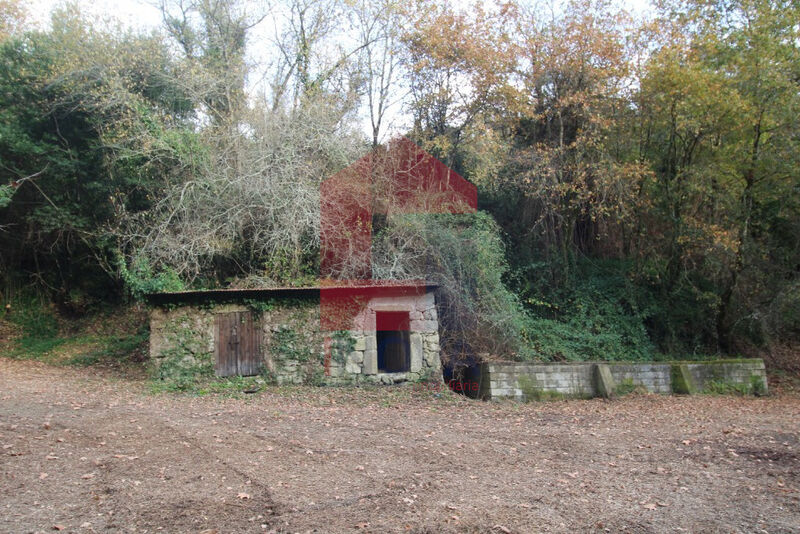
[614,377,647,396]
[148,372,268,396]
[2,297,148,367]
[4,296,64,357]
[703,376,767,396]
[66,330,149,366]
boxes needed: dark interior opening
[376,311,410,373]
[443,354,483,399]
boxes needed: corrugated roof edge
[144,281,438,306]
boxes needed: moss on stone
[670,364,696,395]
[614,377,638,396]
[594,364,616,398]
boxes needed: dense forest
[0,0,798,367]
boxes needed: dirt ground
[1,358,798,533]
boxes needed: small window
[376,311,410,373]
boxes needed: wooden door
[214,312,261,377]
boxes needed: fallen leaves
[1,363,798,534]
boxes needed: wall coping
[486,359,765,367]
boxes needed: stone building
[147,137,476,387]
[147,283,442,385]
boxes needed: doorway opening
[376,311,410,373]
[442,349,483,399]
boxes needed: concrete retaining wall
[479,360,768,400]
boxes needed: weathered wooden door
[214,312,261,377]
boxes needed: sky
[27,0,656,30]
[24,0,656,141]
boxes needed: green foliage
[118,255,184,301]
[0,10,198,304]
[0,184,14,208]
[66,329,148,367]
[1,0,798,370]
[375,211,532,360]
[272,326,316,363]
[242,298,275,319]
[519,261,656,361]
[4,297,149,366]
[703,379,751,396]
[151,345,214,392]
[5,296,63,357]
[261,249,318,288]
[149,316,214,391]
[330,330,355,366]
[614,378,638,396]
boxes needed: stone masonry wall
[480,360,768,400]
[149,291,442,386]
[326,290,442,385]
[685,360,768,393]
[149,300,324,385]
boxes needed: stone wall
[481,363,596,398]
[149,300,325,385]
[149,291,442,386]
[479,360,768,400]
[607,363,673,394]
[323,290,441,384]
[685,360,769,393]
[259,301,325,385]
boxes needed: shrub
[516,260,656,361]
[703,379,750,396]
[372,212,533,362]
[118,255,184,301]
[5,296,63,357]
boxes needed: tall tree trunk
[717,116,761,352]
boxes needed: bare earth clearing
[1,358,798,533]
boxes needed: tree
[119,97,366,287]
[350,0,405,147]
[0,5,195,305]
[502,0,643,281]
[266,0,371,113]
[0,0,26,41]
[401,0,515,166]
[159,0,263,123]
[636,0,800,351]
